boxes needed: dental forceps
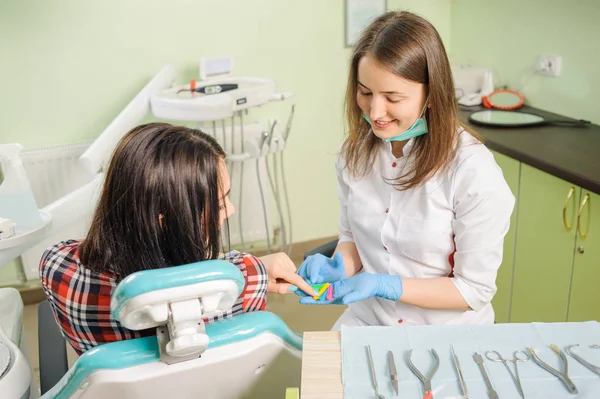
[485,349,530,398]
[407,349,439,399]
[566,344,600,377]
[531,344,578,394]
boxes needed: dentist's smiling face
[356,53,427,141]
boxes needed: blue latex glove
[299,273,403,305]
[295,252,346,286]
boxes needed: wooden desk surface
[300,331,343,399]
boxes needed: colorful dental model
[311,283,334,301]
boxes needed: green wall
[450,0,599,124]
[388,0,451,47]
[0,1,351,281]
[6,0,596,283]
[0,1,450,283]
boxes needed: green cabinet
[567,191,600,322]
[494,162,600,324]
[483,149,600,323]
[490,151,520,323]
[510,165,580,322]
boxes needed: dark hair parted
[80,122,226,278]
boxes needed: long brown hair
[343,11,482,189]
[80,122,227,277]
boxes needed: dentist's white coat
[333,130,515,328]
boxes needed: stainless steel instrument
[451,345,468,399]
[531,345,578,394]
[474,352,499,399]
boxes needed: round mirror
[469,110,545,127]
[482,89,524,110]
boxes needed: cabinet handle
[562,187,575,231]
[577,194,590,240]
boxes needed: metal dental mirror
[469,110,545,127]
[469,110,591,128]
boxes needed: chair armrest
[303,239,339,259]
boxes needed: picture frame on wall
[345,0,387,47]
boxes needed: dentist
[297,11,515,328]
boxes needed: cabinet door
[568,191,600,322]
[511,164,578,322]
[490,151,520,323]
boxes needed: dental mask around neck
[363,98,429,143]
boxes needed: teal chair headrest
[111,259,245,330]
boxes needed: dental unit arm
[150,58,296,255]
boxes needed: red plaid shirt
[40,240,268,355]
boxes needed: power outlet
[536,55,562,76]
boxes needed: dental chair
[36,259,302,399]
[0,288,38,399]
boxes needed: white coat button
[392,162,397,167]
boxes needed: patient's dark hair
[80,122,226,278]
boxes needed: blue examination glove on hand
[299,273,403,305]
[296,252,346,286]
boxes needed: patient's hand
[259,252,317,296]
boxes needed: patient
[40,122,313,355]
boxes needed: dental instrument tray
[151,76,278,121]
[341,321,600,398]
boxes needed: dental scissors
[485,349,530,398]
[407,349,439,399]
[531,344,578,394]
